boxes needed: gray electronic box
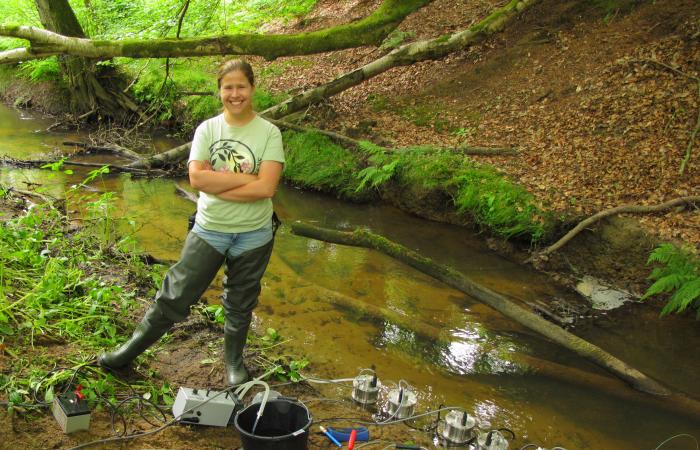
[172,386,241,427]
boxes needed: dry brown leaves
[261,0,700,248]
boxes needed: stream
[1,103,698,449]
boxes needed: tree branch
[263,0,539,119]
[0,0,432,63]
[535,196,700,259]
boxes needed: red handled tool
[347,429,357,450]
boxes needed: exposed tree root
[534,196,700,259]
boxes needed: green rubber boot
[222,239,274,385]
[98,304,172,370]
[99,232,225,370]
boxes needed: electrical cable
[316,405,465,427]
[654,433,699,450]
[67,365,281,450]
[498,427,516,440]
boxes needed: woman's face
[219,70,255,117]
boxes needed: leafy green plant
[203,304,226,325]
[17,58,62,82]
[282,131,372,201]
[40,157,74,175]
[642,244,700,317]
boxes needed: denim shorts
[192,221,273,258]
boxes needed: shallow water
[1,103,698,449]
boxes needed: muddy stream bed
[1,103,699,449]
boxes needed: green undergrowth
[282,130,373,201]
[124,57,288,133]
[642,244,700,318]
[0,167,307,414]
[283,131,551,242]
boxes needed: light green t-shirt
[188,114,285,233]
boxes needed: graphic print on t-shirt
[209,139,257,174]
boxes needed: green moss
[282,131,373,201]
[399,104,454,132]
[350,145,551,242]
[367,93,389,112]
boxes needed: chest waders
[99,233,225,370]
[99,224,277,387]
[222,238,274,385]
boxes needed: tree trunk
[0,0,432,63]
[289,221,672,396]
[34,0,139,120]
[263,0,539,119]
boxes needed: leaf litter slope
[264,0,700,249]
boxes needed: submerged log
[277,266,700,419]
[289,221,672,396]
[0,156,164,176]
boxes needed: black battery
[52,393,91,433]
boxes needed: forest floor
[258,0,700,292]
[2,0,700,449]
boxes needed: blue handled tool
[319,426,342,447]
[327,427,370,442]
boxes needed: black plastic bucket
[234,398,312,450]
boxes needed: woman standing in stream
[99,59,284,386]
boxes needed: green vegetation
[367,93,390,112]
[0,166,309,411]
[380,29,415,51]
[642,244,700,317]
[284,132,549,242]
[399,104,453,132]
[283,131,372,201]
[0,0,303,131]
[389,146,549,242]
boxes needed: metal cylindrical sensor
[352,374,379,405]
[476,430,509,450]
[386,388,417,419]
[441,410,476,444]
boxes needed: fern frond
[662,278,700,315]
[644,243,700,317]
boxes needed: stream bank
[0,63,684,317]
[1,101,700,449]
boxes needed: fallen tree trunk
[535,196,700,259]
[274,256,700,418]
[289,221,672,396]
[127,142,191,169]
[100,0,536,168]
[262,0,540,119]
[0,0,431,63]
[126,116,518,169]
